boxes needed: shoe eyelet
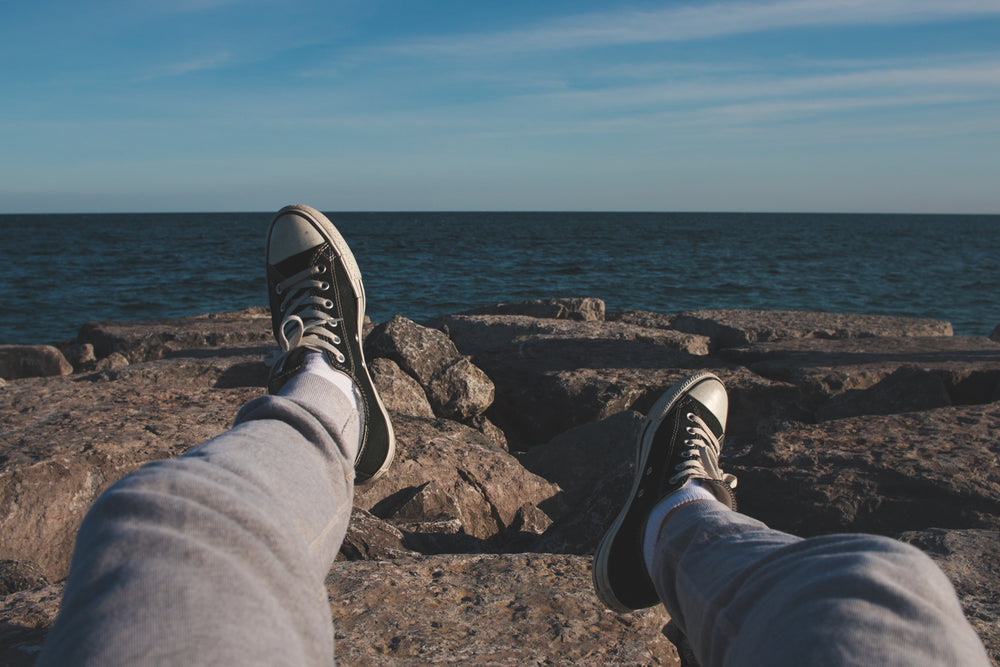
[686,412,696,420]
[686,426,695,434]
[637,489,644,498]
[323,299,334,309]
[275,285,283,295]
[336,352,346,363]
[320,282,330,291]
[315,265,327,275]
[645,466,652,475]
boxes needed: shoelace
[272,263,346,368]
[668,412,738,490]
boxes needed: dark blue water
[0,212,997,345]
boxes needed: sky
[2,0,999,213]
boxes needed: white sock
[642,481,722,571]
[290,352,365,447]
[300,352,358,405]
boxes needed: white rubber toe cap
[268,213,325,264]
[688,377,728,431]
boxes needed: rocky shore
[2,300,999,665]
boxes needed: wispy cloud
[132,54,231,82]
[387,0,1000,57]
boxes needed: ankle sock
[281,352,365,454]
[642,481,722,571]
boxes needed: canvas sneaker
[266,204,395,485]
[593,371,737,613]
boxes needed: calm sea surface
[0,212,997,345]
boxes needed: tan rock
[326,554,678,665]
[0,345,73,380]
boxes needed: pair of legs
[39,206,989,665]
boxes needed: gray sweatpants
[650,501,991,666]
[39,373,357,666]
[40,376,990,666]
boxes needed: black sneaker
[266,204,395,485]
[592,371,737,613]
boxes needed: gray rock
[459,298,606,321]
[367,315,464,388]
[369,357,434,418]
[670,309,954,349]
[0,345,73,380]
[368,316,495,420]
[424,357,494,420]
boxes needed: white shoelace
[668,412,738,490]
[272,263,346,368]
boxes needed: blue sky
[2,0,999,213]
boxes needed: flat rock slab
[735,403,1000,538]
[721,336,1000,418]
[77,308,274,363]
[327,553,677,665]
[662,309,953,349]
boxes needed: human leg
[593,371,989,666]
[649,500,990,666]
[39,205,395,665]
[39,374,360,666]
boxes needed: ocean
[0,212,997,345]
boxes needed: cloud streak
[388,0,1000,56]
